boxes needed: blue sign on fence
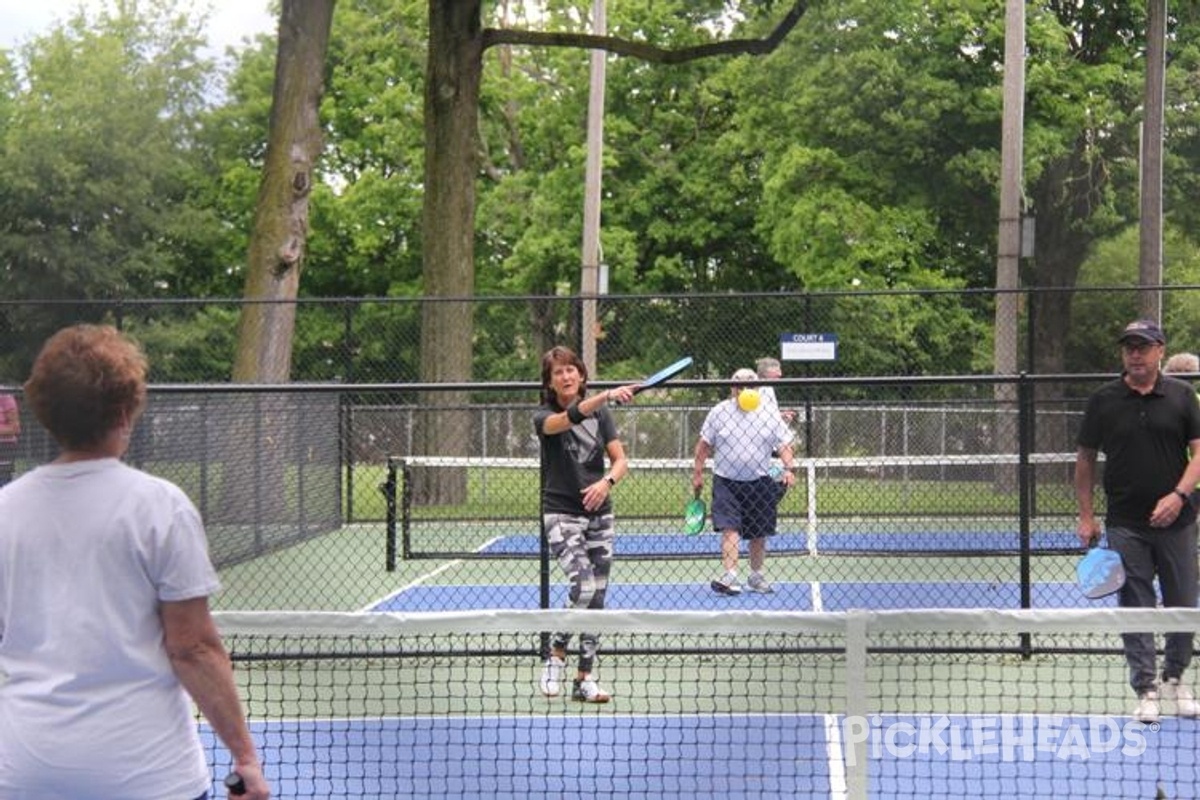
[780,333,838,362]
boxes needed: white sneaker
[710,572,742,596]
[572,676,611,703]
[1133,691,1161,723]
[539,656,565,697]
[747,573,775,594]
[1161,678,1200,718]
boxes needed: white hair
[1165,352,1200,374]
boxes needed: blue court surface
[203,713,1199,799]
[474,530,1082,556]
[472,527,1084,554]
[369,581,1116,613]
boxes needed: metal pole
[1140,0,1167,321]
[994,0,1024,379]
[993,0,1025,496]
[1018,374,1033,658]
[580,0,607,374]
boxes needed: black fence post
[383,456,398,571]
[343,300,355,522]
[1018,372,1034,658]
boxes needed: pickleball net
[387,453,1086,564]
[206,607,1200,799]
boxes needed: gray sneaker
[747,573,775,594]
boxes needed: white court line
[811,581,824,612]
[824,713,848,800]
[216,711,822,726]
[356,535,505,613]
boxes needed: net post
[843,609,869,800]
[538,443,551,659]
[805,459,818,554]
[383,457,398,571]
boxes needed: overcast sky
[0,0,276,55]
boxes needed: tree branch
[481,2,808,63]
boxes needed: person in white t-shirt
[0,324,269,800]
[692,368,797,595]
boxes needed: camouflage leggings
[544,512,614,674]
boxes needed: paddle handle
[225,772,246,796]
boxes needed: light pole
[1139,0,1166,321]
[580,0,607,374]
[994,0,1024,379]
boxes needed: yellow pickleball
[737,388,760,412]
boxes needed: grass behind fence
[389,463,1080,521]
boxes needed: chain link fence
[2,288,1197,612]
[0,373,1126,612]
[4,285,1197,385]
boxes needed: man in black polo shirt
[1076,318,1200,723]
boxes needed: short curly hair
[24,324,148,451]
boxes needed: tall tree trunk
[233,0,334,382]
[1028,142,1112,377]
[224,0,335,522]
[1026,142,1111,484]
[412,1,482,505]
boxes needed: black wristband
[566,401,586,425]
[1174,489,1190,504]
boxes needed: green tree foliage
[470,1,804,379]
[312,0,427,298]
[129,305,243,381]
[0,3,219,377]
[0,17,212,273]
[710,0,1200,376]
[1070,224,1200,374]
[739,1,1001,291]
[1157,3,1200,237]
[8,1,1200,385]
[696,2,991,375]
[176,34,278,300]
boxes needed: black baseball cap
[1118,319,1166,345]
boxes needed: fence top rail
[107,373,1134,394]
[13,284,1200,308]
[392,452,1089,470]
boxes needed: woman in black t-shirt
[533,346,640,704]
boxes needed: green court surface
[212,516,1095,613]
